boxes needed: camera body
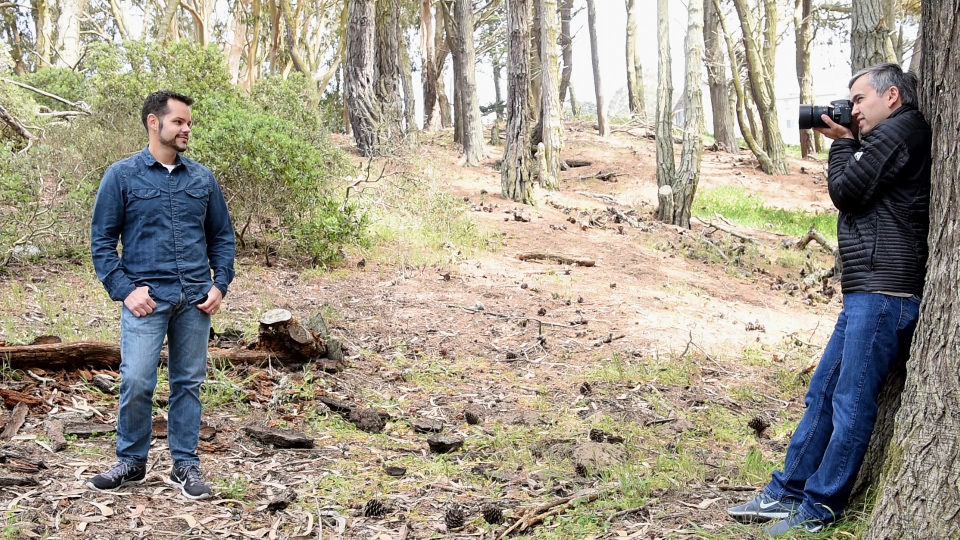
[798,99,854,130]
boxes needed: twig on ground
[496,484,618,539]
[692,216,759,244]
[447,304,579,329]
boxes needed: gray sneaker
[165,464,213,500]
[764,512,824,536]
[86,461,146,491]
[727,492,798,523]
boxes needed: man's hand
[124,286,156,317]
[815,114,858,141]
[197,286,223,315]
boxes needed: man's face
[153,99,192,153]
[849,74,899,136]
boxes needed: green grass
[694,186,837,241]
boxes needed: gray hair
[849,63,918,108]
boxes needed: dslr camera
[798,99,854,130]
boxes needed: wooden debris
[517,252,596,267]
[91,374,118,395]
[796,226,837,253]
[318,396,353,414]
[0,341,120,370]
[45,419,68,452]
[0,388,42,407]
[692,216,759,244]
[496,485,617,539]
[0,402,29,440]
[242,426,315,448]
[63,422,116,438]
[0,475,39,487]
[427,434,464,454]
[0,449,47,472]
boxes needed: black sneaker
[86,461,147,491]
[727,492,798,523]
[165,464,213,500]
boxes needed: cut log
[517,252,596,267]
[0,402,29,440]
[242,426,315,448]
[0,388,43,407]
[0,475,38,487]
[0,341,120,370]
[256,310,328,364]
[45,419,68,452]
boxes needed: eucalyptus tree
[501,0,533,203]
[703,0,738,153]
[585,0,607,136]
[624,0,645,121]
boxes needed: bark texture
[558,0,575,114]
[865,4,960,538]
[586,0,607,136]
[54,0,88,67]
[420,0,440,130]
[453,0,486,165]
[794,0,817,158]
[668,0,705,228]
[655,0,675,223]
[539,0,563,188]
[851,0,897,71]
[375,0,404,142]
[704,0,738,153]
[345,0,380,156]
[501,0,534,203]
[625,0,645,121]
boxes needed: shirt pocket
[128,188,162,215]
[183,187,209,216]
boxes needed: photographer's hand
[815,114,856,141]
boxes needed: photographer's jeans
[763,292,920,523]
[116,295,209,468]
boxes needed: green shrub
[250,74,322,137]
[15,67,88,109]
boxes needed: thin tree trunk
[421,0,440,130]
[794,0,816,158]
[32,0,52,66]
[435,9,453,128]
[558,0,574,114]
[625,0,645,121]
[453,0,486,165]
[441,1,464,146]
[492,56,504,122]
[244,0,262,89]
[655,0,676,222]
[669,0,705,227]
[539,0,563,188]
[865,4,960,537]
[502,0,534,204]
[586,0,608,136]
[704,0,738,153]
[399,33,418,134]
[226,0,247,85]
[345,0,380,156]
[375,0,404,144]
[569,83,581,116]
[851,0,897,71]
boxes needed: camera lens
[798,105,830,130]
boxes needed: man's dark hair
[849,63,918,108]
[141,91,194,129]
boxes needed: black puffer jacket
[827,105,931,296]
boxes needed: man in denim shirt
[88,91,235,500]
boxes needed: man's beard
[158,120,187,152]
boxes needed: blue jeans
[764,292,920,522]
[116,296,210,468]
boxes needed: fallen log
[64,422,116,438]
[517,252,596,267]
[242,426,315,448]
[0,388,43,407]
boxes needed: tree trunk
[442,0,464,146]
[704,0,738,154]
[851,0,897,71]
[492,56,504,122]
[586,0,608,136]
[226,0,247,85]
[245,0,262,89]
[453,0,486,165]
[655,0,676,223]
[558,0,574,114]
[54,0,88,67]
[670,0,705,228]
[345,0,380,156]
[375,0,404,144]
[569,83,581,117]
[625,0,646,121]
[399,33,418,134]
[794,0,816,158]
[731,0,788,174]
[160,0,181,42]
[421,0,440,130]
[501,0,534,204]
[434,8,454,128]
[31,0,52,66]
[865,4,960,538]
[539,0,563,188]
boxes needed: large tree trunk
[704,0,738,154]
[851,0,897,71]
[421,0,440,131]
[539,0,563,188]
[625,0,646,121]
[375,0,404,144]
[453,0,486,165]
[586,0,608,136]
[31,0,52,67]
[558,0,574,115]
[659,0,704,227]
[655,0,676,223]
[244,0,262,89]
[54,0,88,67]
[441,1,464,145]
[865,4,960,538]
[794,0,817,158]
[345,0,380,156]
[434,10,454,129]
[731,0,788,175]
[501,0,534,204]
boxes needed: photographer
[727,63,931,535]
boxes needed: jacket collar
[138,146,186,170]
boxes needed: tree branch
[0,76,91,114]
[0,103,38,142]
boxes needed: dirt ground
[0,124,844,540]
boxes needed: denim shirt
[91,147,236,305]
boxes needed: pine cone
[363,498,387,518]
[589,428,606,442]
[481,502,504,525]
[574,462,588,477]
[445,504,466,530]
[465,407,484,425]
[748,415,770,437]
